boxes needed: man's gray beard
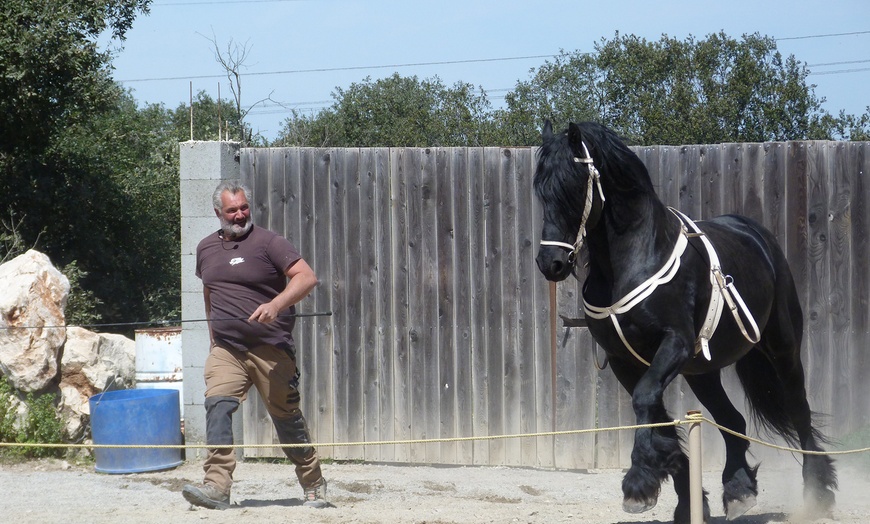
[220,217,253,239]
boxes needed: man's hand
[249,302,280,323]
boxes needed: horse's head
[534,120,604,282]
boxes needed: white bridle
[539,141,605,263]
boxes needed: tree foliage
[503,31,840,146]
[275,74,498,147]
[0,0,150,158]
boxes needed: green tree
[275,74,497,147]
[501,32,842,145]
[0,0,154,327]
[0,0,150,159]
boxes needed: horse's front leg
[616,334,694,516]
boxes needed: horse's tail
[734,349,802,446]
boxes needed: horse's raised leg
[685,372,758,520]
[609,343,699,518]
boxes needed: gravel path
[2,457,868,523]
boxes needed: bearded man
[182,180,328,510]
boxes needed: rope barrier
[2,415,868,455]
[0,420,684,450]
[697,415,870,456]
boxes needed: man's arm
[248,258,318,323]
[203,286,215,345]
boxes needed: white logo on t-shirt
[229,257,245,266]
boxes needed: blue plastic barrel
[89,389,183,474]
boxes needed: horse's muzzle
[536,248,574,282]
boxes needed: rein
[540,141,761,367]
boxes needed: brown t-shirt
[196,225,301,353]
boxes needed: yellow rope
[2,415,868,457]
[697,415,870,456]
[0,420,682,449]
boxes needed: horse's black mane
[534,122,654,229]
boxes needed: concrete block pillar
[179,141,240,454]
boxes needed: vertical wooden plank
[468,147,489,465]
[803,142,832,417]
[513,147,540,467]
[450,147,475,464]
[268,148,286,235]
[483,147,505,465]
[679,145,702,218]
[248,148,269,225]
[406,147,424,463]
[742,143,765,223]
[553,279,580,470]
[407,148,440,462]
[390,148,411,462]
[850,143,870,433]
[499,148,523,466]
[828,141,852,438]
[421,148,440,462]
[435,148,458,464]
[295,148,333,458]
[529,147,556,468]
[358,148,381,460]
[374,147,396,462]
[700,145,723,219]
[311,148,335,456]
[762,142,788,241]
[327,148,351,459]
[721,143,743,214]
[785,142,810,318]
[240,149,272,457]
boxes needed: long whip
[0,311,333,330]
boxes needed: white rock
[0,250,69,392]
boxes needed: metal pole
[687,410,703,524]
[548,282,558,466]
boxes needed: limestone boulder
[0,250,69,392]
[59,327,135,439]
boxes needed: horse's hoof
[803,488,835,519]
[725,494,756,520]
[623,496,657,513]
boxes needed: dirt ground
[2,456,869,523]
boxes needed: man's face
[216,190,252,239]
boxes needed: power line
[776,30,870,41]
[808,59,870,67]
[156,0,308,5]
[117,54,553,83]
[810,67,870,76]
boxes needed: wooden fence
[238,141,870,470]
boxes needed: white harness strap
[583,215,690,366]
[584,208,762,367]
[671,209,762,358]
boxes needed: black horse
[534,121,837,523]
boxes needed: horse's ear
[542,120,553,141]
[567,122,584,155]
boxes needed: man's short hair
[212,180,251,210]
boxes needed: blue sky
[108,0,870,141]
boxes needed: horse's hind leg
[685,372,758,520]
[736,274,837,518]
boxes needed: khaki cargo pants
[202,343,322,494]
